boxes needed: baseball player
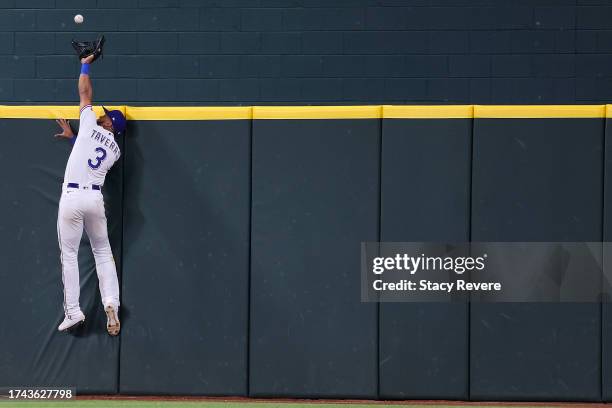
[54,54,126,336]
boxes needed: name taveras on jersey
[90,128,120,156]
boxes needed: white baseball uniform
[57,104,121,318]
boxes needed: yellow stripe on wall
[383,105,473,119]
[0,105,125,119]
[125,106,252,120]
[474,105,606,118]
[0,105,611,120]
[253,105,382,119]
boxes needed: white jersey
[63,104,120,187]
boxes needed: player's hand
[54,119,75,139]
[80,54,95,64]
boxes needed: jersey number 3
[88,147,107,169]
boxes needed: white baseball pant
[57,186,119,316]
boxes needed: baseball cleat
[104,305,120,336]
[58,311,85,332]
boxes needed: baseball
[74,14,83,24]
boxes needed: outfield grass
[0,402,534,408]
[0,402,444,408]
[3,402,592,408]
[1,403,448,408]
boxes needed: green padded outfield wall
[603,112,612,402]
[1,105,612,400]
[379,106,472,399]
[119,112,251,395]
[0,106,125,393]
[470,106,605,401]
[249,107,380,398]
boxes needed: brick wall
[0,0,610,104]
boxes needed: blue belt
[67,183,101,191]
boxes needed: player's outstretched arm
[78,54,95,110]
[54,119,75,140]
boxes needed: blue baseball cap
[102,106,127,135]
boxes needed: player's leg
[57,192,85,331]
[84,194,120,335]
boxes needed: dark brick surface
[301,31,342,54]
[0,79,13,99]
[12,0,51,9]
[261,32,300,54]
[260,78,300,100]
[342,77,385,100]
[0,33,14,54]
[177,78,219,100]
[15,33,54,55]
[137,78,177,101]
[241,8,283,31]
[141,33,180,54]
[14,78,55,101]
[0,56,35,78]
[533,54,575,77]
[219,78,259,101]
[0,3,610,103]
[199,8,241,31]
[491,55,533,77]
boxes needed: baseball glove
[71,35,105,63]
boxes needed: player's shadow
[115,121,144,329]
